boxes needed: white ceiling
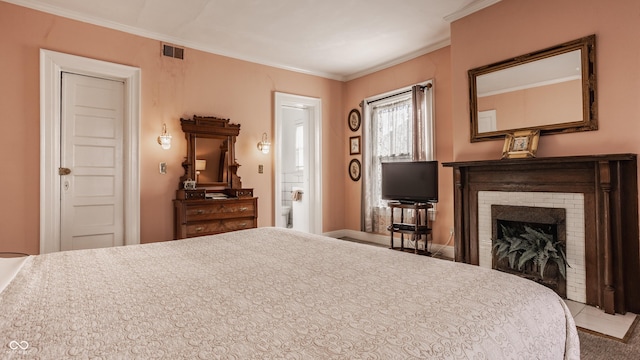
[5,0,500,81]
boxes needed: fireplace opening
[491,205,567,298]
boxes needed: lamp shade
[195,159,207,171]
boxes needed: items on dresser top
[176,188,253,200]
[206,192,228,200]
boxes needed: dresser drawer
[186,219,254,237]
[225,188,254,198]
[185,201,256,222]
[174,197,258,240]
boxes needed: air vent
[162,44,184,60]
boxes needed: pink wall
[344,47,455,245]
[451,0,640,160]
[0,2,345,254]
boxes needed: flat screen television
[381,161,438,204]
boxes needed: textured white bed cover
[0,257,28,294]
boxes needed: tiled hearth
[565,300,637,340]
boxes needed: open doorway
[274,92,322,234]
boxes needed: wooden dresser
[173,197,258,239]
[173,114,258,239]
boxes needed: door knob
[58,167,71,175]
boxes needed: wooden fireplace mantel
[442,154,639,314]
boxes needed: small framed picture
[349,159,361,181]
[502,129,540,159]
[183,179,197,190]
[348,109,361,132]
[349,136,361,155]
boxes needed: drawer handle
[195,227,204,232]
[239,223,247,228]
[239,207,248,212]
[196,209,205,214]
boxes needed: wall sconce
[157,123,172,150]
[257,132,271,154]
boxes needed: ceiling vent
[162,44,184,60]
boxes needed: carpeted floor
[579,321,639,359]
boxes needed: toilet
[281,206,291,228]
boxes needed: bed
[1,227,579,359]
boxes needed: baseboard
[323,229,455,260]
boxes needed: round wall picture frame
[348,109,361,132]
[349,159,361,181]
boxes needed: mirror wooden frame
[179,115,242,189]
[469,34,597,142]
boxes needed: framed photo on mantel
[502,129,540,159]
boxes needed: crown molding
[444,0,502,23]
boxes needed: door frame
[40,49,141,254]
[274,92,322,234]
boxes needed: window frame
[360,80,434,233]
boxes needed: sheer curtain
[361,83,434,233]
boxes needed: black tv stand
[386,202,432,255]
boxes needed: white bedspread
[0,227,579,359]
[0,257,28,294]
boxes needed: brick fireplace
[478,193,582,302]
[443,154,639,314]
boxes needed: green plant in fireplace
[493,224,569,279]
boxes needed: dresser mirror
[469,34,597,142]
[179,115,241,189]
[194,137,228,185]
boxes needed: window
[295,124,304,170]
[361,83,434,233]
[370,97,413,208]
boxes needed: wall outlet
[159,162,167,174]
[258,164,264,174]
[450,227,454,235]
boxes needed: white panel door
[478,109,497,133]
[60,72,124,251]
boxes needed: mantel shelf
[442,153,636,168]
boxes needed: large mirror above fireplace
[469,35,597,142]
